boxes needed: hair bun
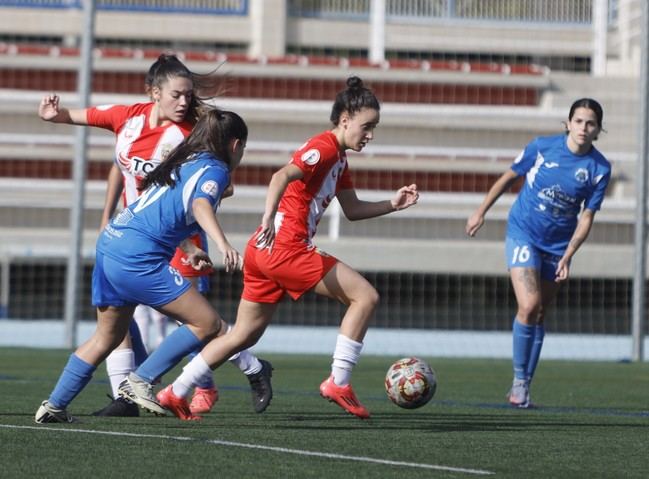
[346,76,363,89]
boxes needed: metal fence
[288,0,615,24]
[0,0,613,24]
[0,0,248,14]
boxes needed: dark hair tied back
[139,108,247,192]
[329,75,380,126]
[144,53,225,125]
[346,76,364,90]
[569,98,604,128]
[145,54,191,92]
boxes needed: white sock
[172,353,212,399]
[224,324,262,375]
[132,305,150,352]
[230,350,262,376]
[106,348,135,399]
[151,308,168,350]
[331,334,363,386]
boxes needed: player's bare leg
[314,263,378,418]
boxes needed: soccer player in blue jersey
[35,108,251,423]
[40,55,271,417]
[465,98,611,408]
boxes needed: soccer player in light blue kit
[35,108,249,423]
[466,98,611,408]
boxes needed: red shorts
[242,240,338,304]
[170,233,213,278]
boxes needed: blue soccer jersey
[97,152,230,264]
[507,134,611,256]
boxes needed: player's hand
[39,94,60,121]
[181,249,213,271]
[391,184,419,211]
[555,258,570,282]
[465,211,485,237]
[221,245,243,273]
[255,216,276,250]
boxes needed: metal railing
[0,0,620,23]
[0,0,248,14]
[289,0,618,25]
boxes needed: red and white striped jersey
[86,102,192,206]
[274,130,353,247]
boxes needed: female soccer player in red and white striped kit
[150,76,419,420]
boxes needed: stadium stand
[0,1,643,343]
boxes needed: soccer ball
[385,357,437,409]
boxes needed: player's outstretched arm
[336,184,419,221]
[391,184,419,211]
[38,94,88,125]
[466,168,519,237]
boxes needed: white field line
[0,424,494,476]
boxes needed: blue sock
[134,325,203,383]
[128,320,148,367]
[526,325,545,382]
[512,318,535,381]
[48,354,96,409]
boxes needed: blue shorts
[198,275,210,294]
[505,236,564,282]
[191,275,210,294]
[92,251,192,308]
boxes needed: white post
[248,0,264,59]
[64,0,95,348]
[369,0,386,65]
[632,0,648,362]
[591,0,609,76]
[248,0,287,59]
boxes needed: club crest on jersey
[113,208,134,226]
[301,149,320,166]
[160,143,175,161]
[574,168,589,183]
[201,180,219,197]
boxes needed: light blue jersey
[92,152,230,307]
[97,152,229,264]
[507,134,611,256]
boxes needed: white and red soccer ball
[385,357,437,409]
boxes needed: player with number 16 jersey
[507,133,611,257]
[466,98,611,409]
